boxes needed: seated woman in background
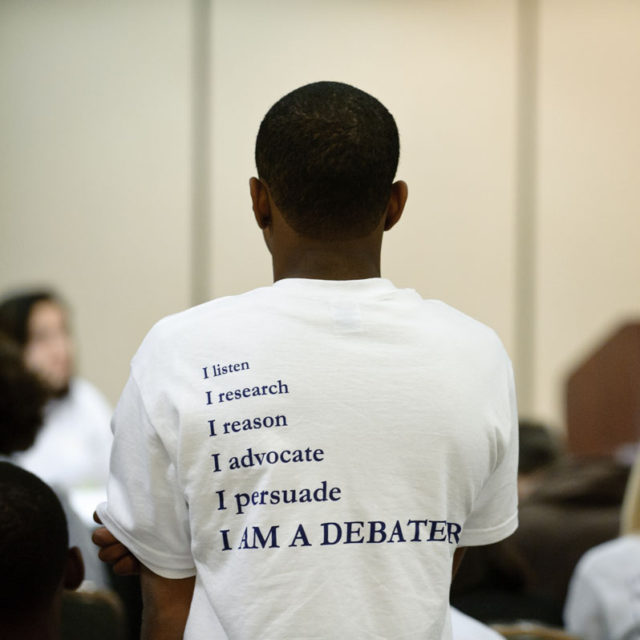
[564,446,640,640]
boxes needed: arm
[95,373,194,578]
[92,511,140,575]
[93,517,196,638]
[140,564,196,640]
[452,547,466,579]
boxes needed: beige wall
[1,0,639,432]
[209,0,518,358]
[0,0,192,402]
[536,0,640,427]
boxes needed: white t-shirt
[15,377,112,523]
[98,278,518,639]
[564,534,640,640]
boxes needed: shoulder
[130,287,274,374]
[139,287,271,347]
[70,377,105,398]
[576,535,640,575]
[430,300,504,341]
[567,535,640,626]
[67,378,112,413]
[569,535,640,603]
[422,300,511,370]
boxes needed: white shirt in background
[565,534,640,640]
[15,377,112,524]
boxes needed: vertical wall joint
[515,0,539,414]
[191,0,211,305]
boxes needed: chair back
[61,589,127,640]
[491,622,582,640]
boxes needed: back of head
[255,81,400,241]
[0,333,48,455]
[0,462,69,614]
[518,419,561,475]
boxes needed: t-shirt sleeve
[96,373,195,579]
[458,355,519,547]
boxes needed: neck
[272,239,382,282]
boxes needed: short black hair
[0,334,49,455]
[0,289,62,347]
[0,462,69,612]
[255,81,400,240]
[518,419,561,475]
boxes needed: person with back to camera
[0,290,113,523]
[93,81,519,639]
[564,447,640,640]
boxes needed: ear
[249,177,272,230]
[383,180,408,231]
[63,546,85,591]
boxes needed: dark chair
[492,622,581,640]
[61,589,127,640]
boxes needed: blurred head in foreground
[0,462,83,639]
[518,419,561,500]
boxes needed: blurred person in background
[564,447,640,640]
[516,419,562,501]
[0,289,112,523]
[451,419,562,625]
[453,418,631,630]
[507,435,630,619]
[0,332,108,590]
